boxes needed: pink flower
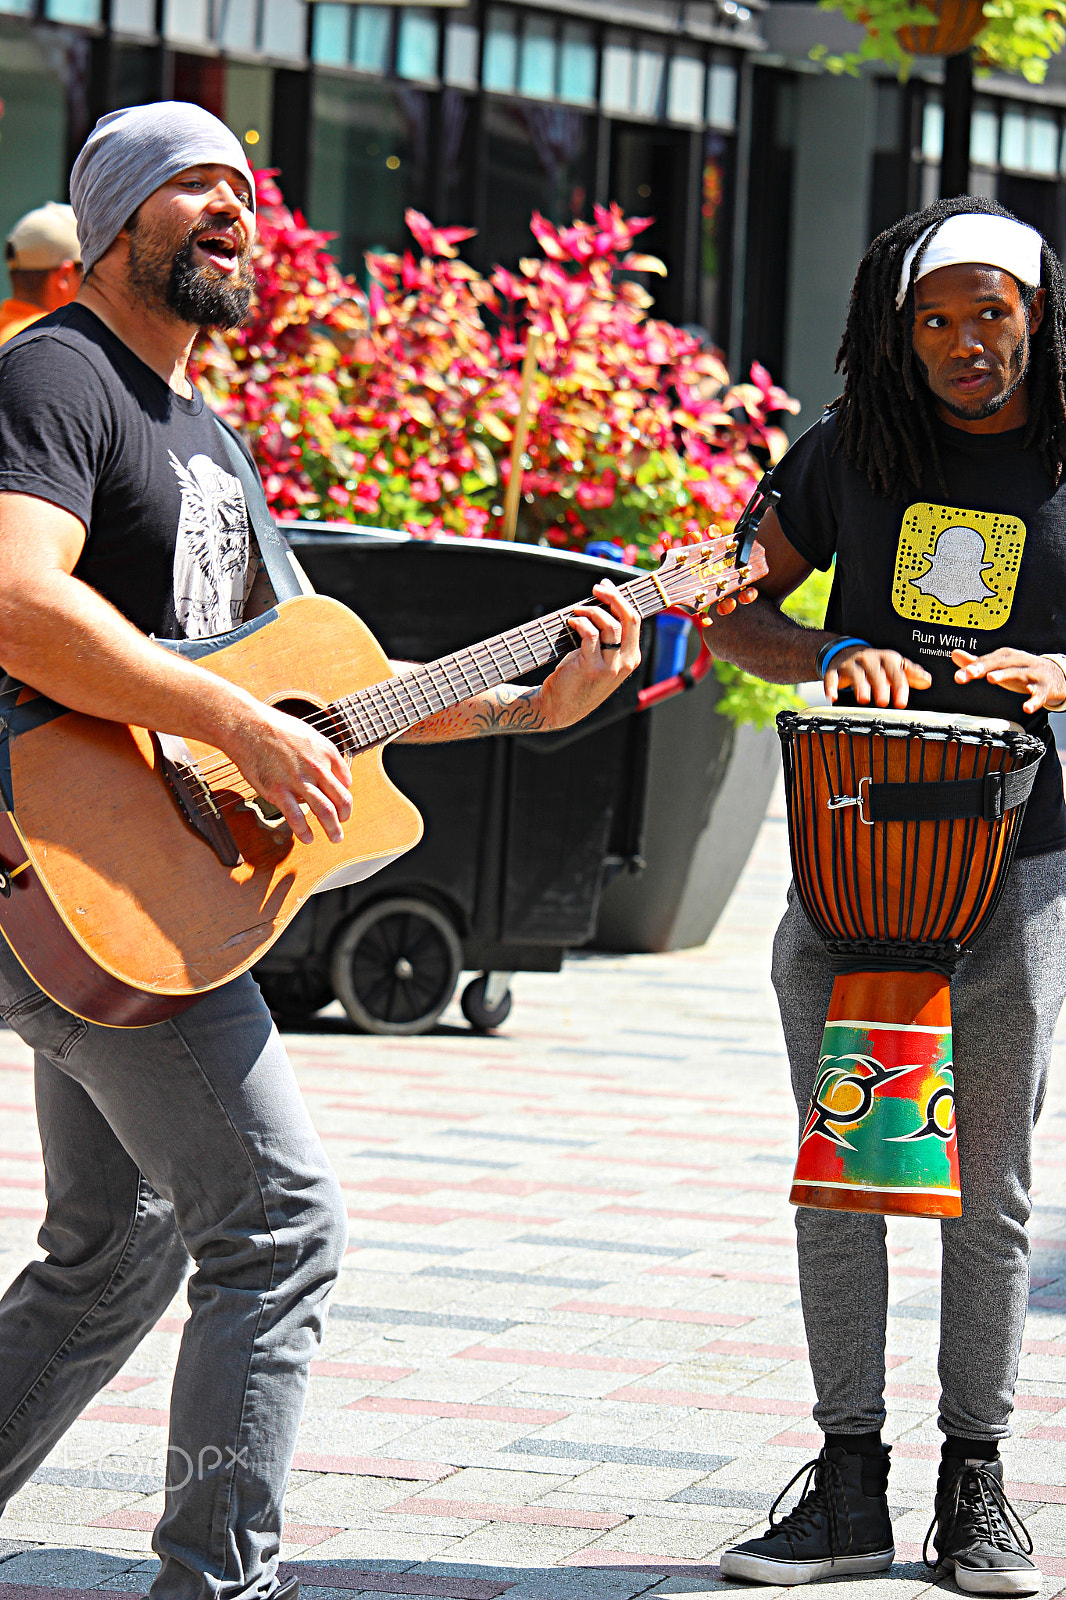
[405,209,477,260]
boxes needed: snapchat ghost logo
[892,502,1025,629]
[911,525,996,608]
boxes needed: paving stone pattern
[2,782,1066,1596]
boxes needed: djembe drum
[777,707,1044,1219]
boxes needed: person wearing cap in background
[0,202,82,345]
[0,101,640,1600]
[709,197,1066,1594]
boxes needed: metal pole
[939,50,973,198]
[501,329,541,542]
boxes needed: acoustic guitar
[0,533,764,1027]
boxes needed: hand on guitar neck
[396,578,643,743]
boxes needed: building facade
[4,0,1066,426]
[0,0,761,359]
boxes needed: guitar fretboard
[325,542,737,754]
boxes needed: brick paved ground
[2,781,1066,1597]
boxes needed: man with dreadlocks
[712,195,1066,1595]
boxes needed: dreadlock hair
[833,194,1066,497]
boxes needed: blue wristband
[816,636,870,678]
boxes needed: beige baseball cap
[6,202,81,271]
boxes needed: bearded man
[713,197,1066,1595]
[0,102,641,1600]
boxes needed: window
[312,3,349,65]
[397,7,438,81]
[971,103,998,167]
[922,98,944,162]
[483,7,518,91]
[217,0,258,55]
[1028,110,1058,175]
[260,0,304,57]
[706,59,736,129]
[601,30,669,119]
[165,0,210,45]
[633,44,664,117]
[668,51,705,125]
[519,14,556,99]
[444,14,479,88]
[45,0,102,22]
[601,31,632,113]
[353,5,391,72]
[559,22,596,106]
[112,0,155,28]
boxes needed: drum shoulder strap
[866,758,1041,824]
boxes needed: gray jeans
[0,941,348,1598]
[772,848,1066,1442]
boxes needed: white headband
[896,214,1044,310]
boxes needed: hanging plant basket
[896,0,985,52]
[812,0,1066,80]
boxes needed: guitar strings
[159,553,730,829]
[184,585,641,796]
[167,584,727,828]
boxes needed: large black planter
[593,662,780,952]
[254,525,778,1027]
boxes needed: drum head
[788,705,1024,740]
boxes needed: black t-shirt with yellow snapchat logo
[773,406,1066,858]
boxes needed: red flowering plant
[193,173,815,725]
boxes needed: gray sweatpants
[0,942,349,1599]
[772,848,1066,1441]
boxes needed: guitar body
[0,594,423,1026]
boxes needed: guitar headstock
[654,533,769,617]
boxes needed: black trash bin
[252,526,658,1034]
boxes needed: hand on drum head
[953,648,1066,715]
[825,646,933,708]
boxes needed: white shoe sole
[942,1559,1043,1596]
[719,1547,895,1585]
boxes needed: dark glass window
[477,99,592,266]
[310,76,433,278]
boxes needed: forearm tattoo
[403,685,548,743]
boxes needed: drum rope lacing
[777,711,1045,972]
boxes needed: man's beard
[127,215,253,329]
[917,327,1031,422]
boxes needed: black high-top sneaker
[719,1444,894,1585]
[924,1457,1041,1595]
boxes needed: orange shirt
[0,298,44,347]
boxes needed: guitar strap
[210,413,306,605]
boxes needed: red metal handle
[636,614,714,711]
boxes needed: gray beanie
[70,101,256,275]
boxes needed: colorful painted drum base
[790,969,961,1219]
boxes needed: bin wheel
[256,967,334,1023]
[461,973,513,1032]
[330,897,463,1035]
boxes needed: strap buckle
[827,775,873,825]
[983,770,1005,821]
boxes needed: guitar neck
[330,541,738,753]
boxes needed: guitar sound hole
[272,696,348,749]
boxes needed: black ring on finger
[600,642,620,653]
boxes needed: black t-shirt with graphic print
[0,303,257,641]
[772,406,1066,858]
